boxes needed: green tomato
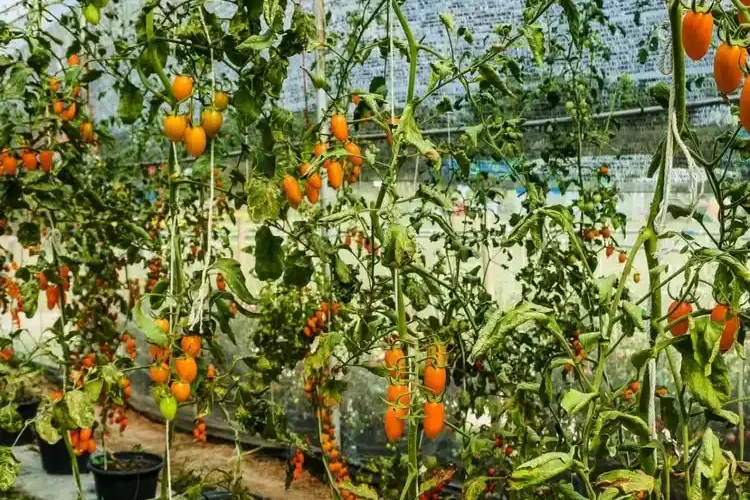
[567,254,579,265]
[592,194,601,204]
[584,201,595,213]
[83,4,100,25]
[159,395,177,421]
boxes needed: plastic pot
[0,397,40,446]
[38,435,90,475]
[88,451,163,500]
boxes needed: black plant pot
[0,398,40,446]
[38,437,90,475]
[88,451,164,500]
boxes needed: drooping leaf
[35,412,61,445]
[283,250,314,287]
[134,299,168,347]
[339,482,378,499]
[64,390,95,429]
[118,81,144,124]
[212,258,255,304]
[560,390,597,415]
[509,452,574,490]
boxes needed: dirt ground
[98,406,330,500]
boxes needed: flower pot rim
[87,451,164,476]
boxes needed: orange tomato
[424,366,446,396]
[21,150,37,170]
[183,126,207,157]
[53,100,65,114]
[49,76,60,92]
[61,102,77,121]
[2,155,17,176]
[180,335,201,357]
[80,122,95,143]
[163,115,187,142]
[331,114,348,141]
[213,91,229,111]
[67,53,80,66]
[667,300,693,336]
[172,75,193,101]
[298,162,311,176]
[384,347,406,378]
[426,342,447,367]
[326,161,343,189]
[713,42,747,94]
[155,318,170,333]
[343,141,363,166]
[423,401,445,439]
[682,11,713,61]
[313,142,327,157]
[200,109,223,137]
[305,182,320,204]
[386,384,409,406]
[711,304,741,353]
[282,174,302,209]
[175,356,198,383]
[150,363,170,384]
[79,428,92,442]
[307,172,323,190]
[384,406,404,442]
[170,381,191,402]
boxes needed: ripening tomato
[163,115,187,142]
[183,126,207,157]
[46,285,59,310]
[711,304,741,353]
[200,109,223,137]
[326,161,344,189]
[61,102,77,121]
[180,335,201,357]
[330,114,348,141]
[21,150,37,170]
[386,384,409,406]
[424,366,447,396]
[67,53,80,66]
[307,172,323,190]
[282,175,302,209]
[305,182,320,204]
[213,91,229,111]
[150,363,170,384]
[426,342,447,367]
[170,381,191,403]
[80,122,95,143]
[385,347,406,378]
[343,141,363,166]
[175,356,198,383]
[423,401,445,439]
[313,142,327,157]
[298,162,311,176]
[384,406,404,442]
[172,75,193,101]
[49,76,60,92]
[155,318,170,333]
[668,300,692,336]
[682,11,713,61]
[713,42,747,94]
[39,150,54,172]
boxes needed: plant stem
[391,1,417,106]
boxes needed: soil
[98,406,330,500]
[89,453,160,473]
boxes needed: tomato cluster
[318,408,356,499]
[163,76,226,157]
[70,427,96,457]
[290,448,305,481]
[192,418,207,445]
[384,344,408,442]
[622,380,640,402]
[302,301,341,338]
[120,332,137,361]
[564,330,586,374]
[417,467,455,500]
[107,405,128,433]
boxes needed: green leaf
[622,301,645,331]
[254,225,284,281]
[35,412,61,445]
[591,411,650,453]
[681,350,732,414]
[134,299,168,347]
[594,276,615,306]
[64,390,95,429]
[382,224,417,269]
[560,390,597,415]
[396,104,440,162]
[690,428,732,499]
[509,452,574,490]
[0,447,19,491]
[597,470,655,494]
[283,250,314,287]
[463,477,488,500]
[339,482,378,499]
[16,221,40,247]
[0,405,21,433]
[118,81,144,124]
[238,31,277,52]
[520,24,544,66]
[552,482,588,500]
[84,379,104,402]
[559,0,580,49]
[212,258,255,304]
[20,278,39,319]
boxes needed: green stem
[391,1,417,105]
[63,430,84,500]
